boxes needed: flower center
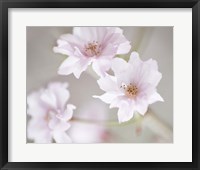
[121,83,138,98]
[45,110,55,122]
[84,41,101,57]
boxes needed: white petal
[109,95,127,108]
[128,51,141,64]
[111,58,129,75]
[55,121,71,131]
[40,89,57,109]
[116,71,133,88]
[27,118,52,143]
[48,115,59,130]
[27,90,47,117]
[92,59,111,77]
[93,92,117,104]
[53,131,72,143]
[47,82,70,110]
[147,71,162,87]
[140,58,162,87]
[136,65,162,88]
[117,41,131,54]
[114,27,123,34]
[135,99,149,116]
[103,28,126,46]
[49,113,71,131]
[138,83,155,97]
[128,52,145,85]
[145,58,158,71]
[73,27,91,41]
[58,56,79,75]
[73,58,92,78]
[97,74,118,92]
[117,101,134,123]
[53,33,85,56]
[57,104,76,121]
[60,34,85,49]
[148,92,164,104]
[53,39,74,56]
[73,27,98,42]
[34,130,52,143]
[100,43,117,59]
[73,46,87,58]
[129,52,162,87]
[58,55,91,79]
[95,27,108,43]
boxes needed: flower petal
[40,89,57,110]
[129,52,162,87]
[128,51,141,65]
[97,74,118,92]
[53,131,72,143]
[100,43,117,59]
[53,33,86,56]
[111,57,129,75]
[73,58,92,79]
[27,118,52,143]
[57,104,76,121]
[148,92,164,104]
[58,55,91,79]
[58,56,79,75]
[33,130,52,143]
[103,28,127,46]
[53,39,74,56]
[109,95,127,108]
[49,112,71,131]
[93,92,117,104]
[55,121,71,131]
[76,27,109,43]
[92,59,112,77]
[60,34,85,50]
[117,41,131,54]
[147,71,162,87]
[117,101,134,123]
[47,82,70,110]
[135,99,149,115]
[27,90,48,117]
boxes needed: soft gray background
[27,27,173,143]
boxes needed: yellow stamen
[121,83,138,98]
[85,41,101,57]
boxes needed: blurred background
[27,27,173,143]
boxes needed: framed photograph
[0,0,199,169]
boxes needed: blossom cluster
[27,27,163,143]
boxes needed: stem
[70,114,143,127]
[69,111,173,142]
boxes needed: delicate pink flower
[94,52,164,123]
[53,27,131,78]
[69,101,110,143]
[27,82,76,143]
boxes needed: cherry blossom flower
[69,101,110,143]
[94,52,164,123]
[27,82,76,143]
[53,27,131,78]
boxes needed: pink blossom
[94,52,164,123]
[27,82,76,143]
[53,27,131,78]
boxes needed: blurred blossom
[94,52,163,123]
[53,27,131,78]
[69,101,110,143]
[27,82,76,143]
